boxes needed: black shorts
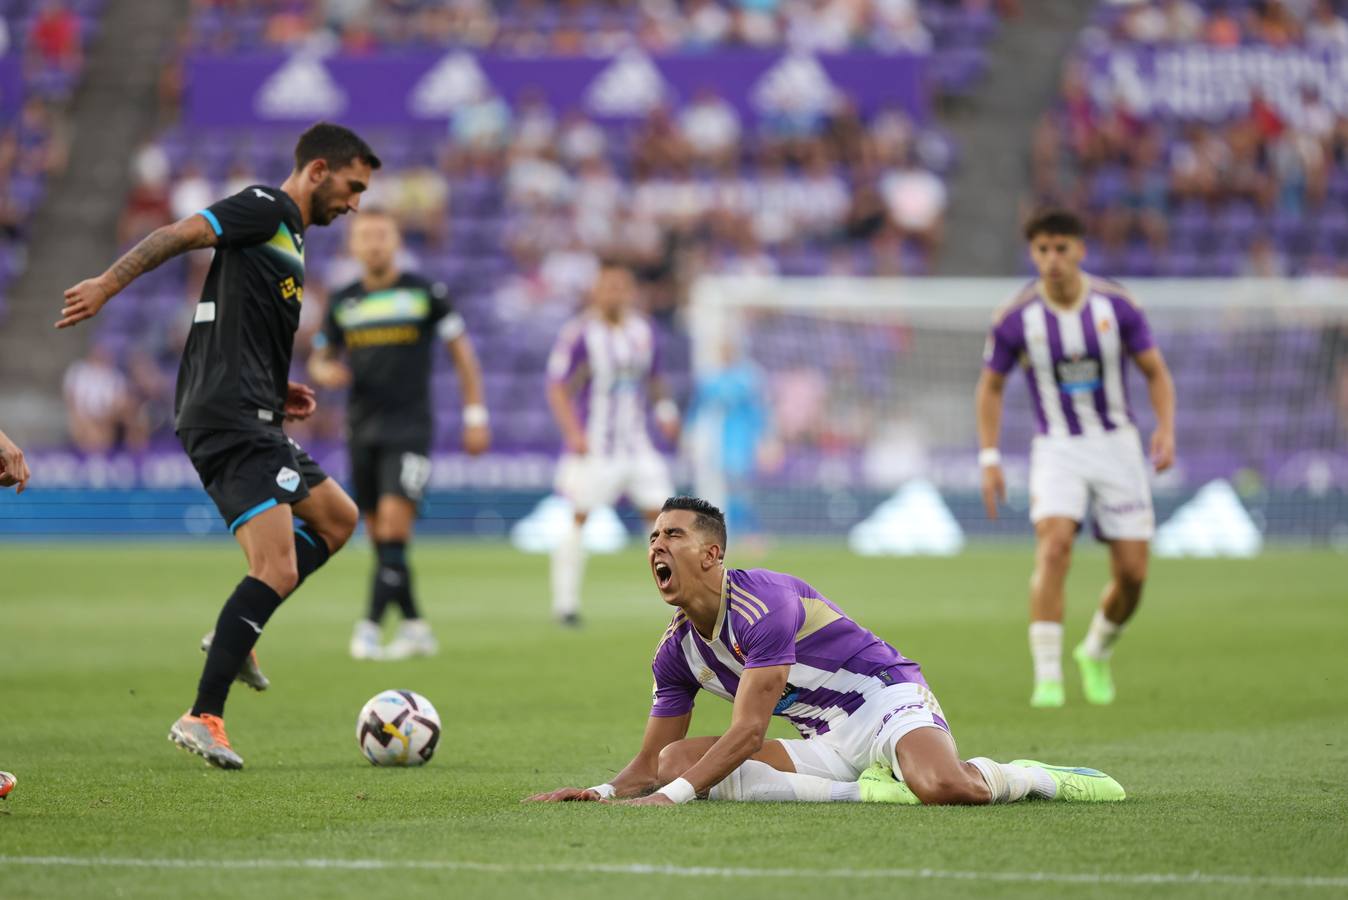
[350,441,432,513]
[179,427,329,532]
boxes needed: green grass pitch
[2,541,1345,899]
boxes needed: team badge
[276,467,301,492]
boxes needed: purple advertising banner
[185,49,928,127]
[1084,45,1348,123]
[0,57,23,123]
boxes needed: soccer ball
[356,689,441,767]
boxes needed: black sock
[191,577,283,718]
[375,541,420,621]
[293,521,331,589]
[367,541,396,624]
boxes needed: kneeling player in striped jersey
[526,497,1125,807]
[976,209,1176,708]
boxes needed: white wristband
[656,777,696,805]
[463,404,489,428]
[654,398,679,425]
[588,783,616,800]
[978,448,1002,468]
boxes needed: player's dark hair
[661,496,728,554]
[1023,208,1085,242]
[294,122,382,173]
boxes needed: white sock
[707,760,856,803]
[1028,621,1064,683]
[967,757,1033,804]
[1080,609,1123,660]
[550,522,586,617]
[1025,766,1058,799]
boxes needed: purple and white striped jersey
[650,568,927,739]
[547,312,660,456]
[984,275,1156,438]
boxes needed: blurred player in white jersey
[975,210,1176,708]
[546,260,679,626]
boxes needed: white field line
[2,856,1346,889]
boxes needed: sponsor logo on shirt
[1055,356,1102,393]
[772,686,800,715]
[276,466,301,493]
[346,325,421,348]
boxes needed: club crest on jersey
[276,466,301,492]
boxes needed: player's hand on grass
[0,430,31,493]
[1150,428,1175,472]
[522,787,605,803]
[463,423,490,455]
[310,358,352,390]
[284,381,317,421]
[610,793,674,807]
[981,464,1006,520]
[57,276,114,329]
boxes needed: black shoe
[558,612,583,629]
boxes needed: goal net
[686,276,1348,551]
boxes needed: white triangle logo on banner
[254,54,347,120]
[1154,479,1263,558]
[848,479,965,556]
[408,51,491,118]
[751,52,838,115]
[585,49,670,118]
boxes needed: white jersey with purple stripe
[984,275,1156,438]
[650,568,929,739]
[547,311,660,456]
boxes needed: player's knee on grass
[904,766,990,806]
[657,739,711,783]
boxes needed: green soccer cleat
[856,762,921,805]
[168,712,244,770]
[1009,760,1125,802]
[1073,643,1116,705]
[1030,679,1064,708]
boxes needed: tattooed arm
[56,213,219,329]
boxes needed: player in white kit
[546,260,680,626]
[975,210,1176,708]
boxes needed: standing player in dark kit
[309,210,490,661]
[58,123,381,769]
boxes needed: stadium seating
[1035,0,1348,277]
[91,1,1009,452]
[0,0,102,324]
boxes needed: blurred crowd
[1031,0,1348,277]
[182,0,1009,57]
[98,87,955,447]
[0,1,92,325]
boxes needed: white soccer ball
[356,689,442,767]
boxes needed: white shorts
[554,449,673,514]
[1030,426,1155,541]
[779,682,949,783]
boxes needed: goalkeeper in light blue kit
[528,497,1125,807]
